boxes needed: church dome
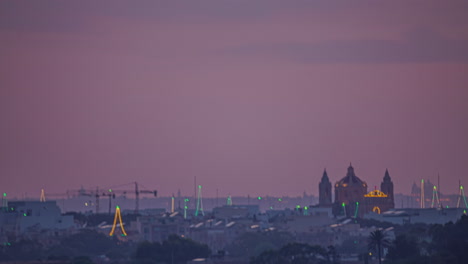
[336,164,367,188]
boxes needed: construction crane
[67,182,156,214]
[105,182,157,214]
[67,187,101,213]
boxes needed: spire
[347,163,355,178]
[321,168,329,182]
[383,169,391,182]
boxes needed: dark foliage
[250,242,339,264]
[384,215,468,264]
[133,234,211,264]
[368,230,390,264]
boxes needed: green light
[198,185,202,189]
[108,189,112,192]
[185,198,189,201]
[3,193,6,197]
[356,202,359,205]
[464,210,466,214]
[269,206,273,209]
[446,206,449,208]
[304,206,308,210]
[257,196,262,200]
[421,179,424,183]
[116,206,120,209]
[296,205,300,208]
[342,202,345,207]
[433,186,437,190]
[23,213,27,216]
[278,198,282,201]
[461,186,464,190]
[184,206,188,209]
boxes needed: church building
[318,164,395,217]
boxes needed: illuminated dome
[336,164,367,188]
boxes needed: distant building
[212,205,259,219]
[0,201,74,242]
[332,164,395,217]
[365,207,467,225]
[134,212,186,242]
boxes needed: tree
[134,235,210,264]
[250,242,337,264]
[385,234,420,262]
[368,229,389,264]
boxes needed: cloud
[227,27,468,64]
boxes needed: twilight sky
[1,0,468,199]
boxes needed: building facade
[330,164,395,217]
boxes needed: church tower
[381,169,395,207]
[319,169,332,206]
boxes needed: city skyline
[1,0,468,199]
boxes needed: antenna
[421,179,425,208]
[2,193,7,212]
[135,182,139,214]
[195,185,204,216]
[431,185,440,208]
[95,186,100,214]
[171,194,175,213]
[184,198,189,219]
[457,181,468,208]
[40,189,46,202]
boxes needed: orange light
[109,206,127,236]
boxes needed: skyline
[1,1,468,198]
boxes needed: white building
[0,201,75,234]
[364,207,466,225]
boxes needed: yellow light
[372,206,381,214]
[109,206,127,236]
[364,190,388,198]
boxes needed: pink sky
[1,0,468,198]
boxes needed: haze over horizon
[1,1,468,199]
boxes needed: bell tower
[381,169,394,207]
[319,169,332,206]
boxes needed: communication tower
[431,185,441,208]
[184,198,189,219]
[420,179,425,208]
[195,185,204,216]
[40,189,46,202]
[109,205,127,236]
[2,193,7,211]
[457,183,468,208]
